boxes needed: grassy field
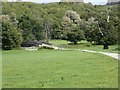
[50,40,69,45]
[50,40,119,53]
[2,50,118,88]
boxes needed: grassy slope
[50,40,119,53]
[2,50,118,88]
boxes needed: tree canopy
[1,2,119,49]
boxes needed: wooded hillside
[1,2,119,50]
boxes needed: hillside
[60,0,84,2]
[1,2,119,50]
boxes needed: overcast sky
[7,0,118,5]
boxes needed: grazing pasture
[2,50,118,88]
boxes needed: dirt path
[58,48,119,60]
[99,52,119,60]
[23,45,119,60]
[82,50,119,60]
[59,49,119,60]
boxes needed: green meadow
[50,40,119,53]
[2,50,118,88]
[2,1,119,88]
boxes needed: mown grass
[2,50,118,88]
[50,40,119,53]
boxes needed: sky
[7,0,119,5]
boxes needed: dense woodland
[1,2,119,50]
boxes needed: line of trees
[1,2,119,50]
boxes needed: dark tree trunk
[103,43,109,49]
[74,41,77,45]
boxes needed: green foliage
[84,9,119,46]
[66,25,85,44]
[62,10,85,44]
[1,2,119,49]
[2,18,23,50]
